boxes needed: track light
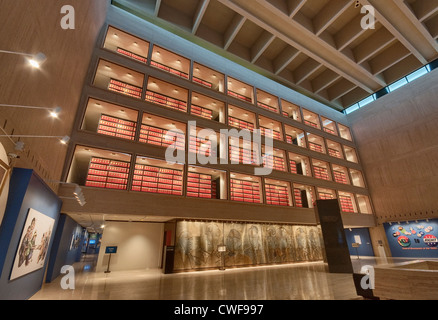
[50,106,62,118]
[50,182,86,207]
[0,134,70,146]
[73,185,81,196]
[60,136,70,144]
[0,50,47,68]
[74,189,86,207]
[0,104,62,118]
[28,52,47,68]
[14,141,25,151]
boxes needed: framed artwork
[0,158,9,194]
[69,226,82,251]
[10,208,55,280]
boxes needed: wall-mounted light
[0,50,47,68]
[28,53,47,68]
[50,181,86,207]
[0,134,70,146]
[0,104,62,118]
[73,185,86,206]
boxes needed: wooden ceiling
[112,0,438,111]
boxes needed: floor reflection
[30,254,438,300]
[31,254,368,300]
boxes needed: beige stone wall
[347,68,438,227]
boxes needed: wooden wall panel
[0,0,109,191]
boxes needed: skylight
[344,61,436,115]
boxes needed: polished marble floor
[29,254,400,300]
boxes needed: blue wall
[0,168,61,300]
[384,219,438,258]
[45,214,84,283]
[345,228,375,257]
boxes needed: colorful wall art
[173,220,323,271]
[383,219,438,258]
[10,208,55,280]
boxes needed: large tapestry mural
[174,220,324,271]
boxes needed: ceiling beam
[154,0,161,16]
[426,15,438,39]
[224,14,246,49]
[251,32,276,63]
[288,0,307,18]
[359,0,434,64]
[340,87,370,107]
[218,0,385,92]
[293,11,314,33]
[326,78,357,101]
[273,46,300,74]
[353,27,397,64]
[264,0,306,18]
[293,59,323,85]
[393,0,438,53]
[192,0,210,34]
[334,14,368,51]
[313,0,354,36]
[311,70,342,94]
[367,41,411,75]
[382,54,422,84]
[408,0,438,22]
